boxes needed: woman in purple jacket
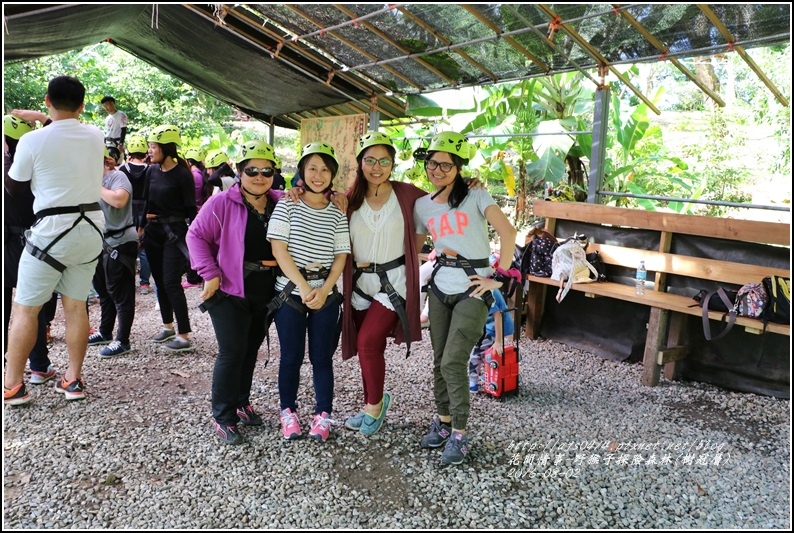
[186,140,284,445]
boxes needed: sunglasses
[425,160,455,172]
[362,157,393,167]
[243,166,275,178]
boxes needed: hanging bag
[550,239,598,302]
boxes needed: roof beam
[394,5,498,82]
[461,4,551,73]
[504,4,602,88]
[697,4,789,106]
[283,4,424,91]
[217,5,406,119]
[614,4,725,107]
[332,4,458,86]
[536,4,661,115]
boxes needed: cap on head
[299,142,337,166]
[126,135,148,154]
[356,131,393,157]
[239,140,276,164]
[184,147,205,162]
[4,115,34,140]
[205,149,228,169]
[148,125,182,147]
[428,131,476,161]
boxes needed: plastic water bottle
[635,260,647,295]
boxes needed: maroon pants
[353,300,398,405]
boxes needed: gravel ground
[3,286,791,529]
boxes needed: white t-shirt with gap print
[414,187,495,296]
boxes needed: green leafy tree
[4,43,237,142]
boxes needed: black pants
[143,223,191,334]
[3,289,56,372]
[92,241,137,344]
[206,294,269,425]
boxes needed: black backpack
[520,230,559,278]
[762,275,791,325]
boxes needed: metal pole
[598,191,790,212]
[589,87,610,204]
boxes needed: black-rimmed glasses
[425,160,455,172]
[362,157,392,167]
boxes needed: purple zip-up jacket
[186,184,284,299]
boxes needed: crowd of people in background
[4,74,519,466]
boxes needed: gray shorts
[15,224,103,307]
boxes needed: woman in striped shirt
[266,142,350,443]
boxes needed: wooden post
[642,307,669,386]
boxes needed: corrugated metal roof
[3,4,790,128]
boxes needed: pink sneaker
[309,412,332,442]
[280,408,301,440]
[181,280,201,289]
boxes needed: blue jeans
[274,295,340,415]
[207,294,268,425]
[138,247,151,286]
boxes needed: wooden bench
[523,201,790,387]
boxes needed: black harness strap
[428,250,494,310]
[26,203,103,272]
[147,215,191,261]
[243,259,279,279]
[101,240,137,275]
[266,266,342,317]
[352,255,413,357]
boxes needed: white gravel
[3,287,790,529]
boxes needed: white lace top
[349,189,407,311]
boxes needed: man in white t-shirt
[4,75,105,406]
[101,95,128,157]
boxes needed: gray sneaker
[420,417,452,448]
[441,431,469,465]
[150,328,176,343]
[162,337,193,353]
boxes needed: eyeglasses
[425,160,455,172]
[243,166,275,178]
[362,157,392,167]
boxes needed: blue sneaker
[87,331,111,346]
[420,417,452,448]
[360,392,392,436]
[99,341,132,358]
[469,377,479,393]
[441,431,469,465]
[345,411,366,430]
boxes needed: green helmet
[428,131,476,161]
[126,135,148,154]
[299,142,337,165]
[274,156,283,169]
[148,124,182,146]
[239,140,276,163]
[184,147,205,162]
[355,131,393,157]
[205,149,228,169]
[4,115,33,140]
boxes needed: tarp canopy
[3,3,791,129]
